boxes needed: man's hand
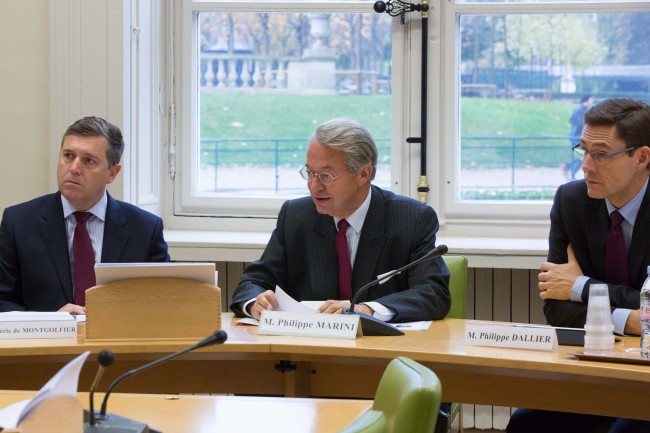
[248,290,279,320]
[317,300,374,316]
[538,244,583,301]
[58,303,85,314]
[624,309,641,335]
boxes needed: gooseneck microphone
[86,330,228,433]
[88,350,115,427]
[344,244,448,336]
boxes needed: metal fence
[200,136,575,196]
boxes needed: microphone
[88,350,115,427]
[86,330,228,433]
[344,244,448,336]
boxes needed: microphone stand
[86,330,228,433]
[87,350,115,428]
[344,245,448,336]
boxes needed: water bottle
[640,266,650,358]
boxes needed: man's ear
[357,164,373,186]
[106,164,122,185]
[637,146,650,170]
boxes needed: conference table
[0,391,371,433]
[0,315,648,422]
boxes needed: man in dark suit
[0,116,169,313]
[507,99,650,432]
[230,118,450,323]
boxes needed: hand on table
[318,300,374,316]
[248,290,279,320]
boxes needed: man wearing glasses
[507,99,650,432]
[230,117,450,323]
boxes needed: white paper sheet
[274,287,318,314]
[95,262,217,285]
[0,311,74,322]
[0,351,89,428]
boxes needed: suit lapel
[37,194,74,303]
[101,195,130,262]
[629,184,650,284]
[352,187,386,293]
[306,212,338,299]
[586,198,608,277]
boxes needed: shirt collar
[334,187,372,235]
[61,191,108,222]
[605,178,648,226]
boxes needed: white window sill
[165,230,547,269]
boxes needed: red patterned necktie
[73,211,96,306]
[605,210,628,286]
[336,219,353,300]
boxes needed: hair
[61,116,125,167]
[580,94,592,104]
[584,98,650,150]
[310,118,378,180]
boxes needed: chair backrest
[442,255,468,319]
[338,357,442,433]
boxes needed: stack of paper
[0,351,89,429]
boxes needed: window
[169,0,650,235]
[175,1,398,218]
[442,1,650,229]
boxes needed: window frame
[169,0,412,228]
[437,0,650,238]
[165,0,650,237]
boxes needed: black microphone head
[374,1,387,13]
[195,330,228,349]
[437,244,448,255]
[97,349,115,367]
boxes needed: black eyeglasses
[299,165,347,185]
[572,144,642,164]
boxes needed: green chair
[436,255,468,433]
[443,255,468,320]
[337,356,442,433]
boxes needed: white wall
[0,1,51,213]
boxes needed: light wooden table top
[1,316,648,420]
[0,391,372,433]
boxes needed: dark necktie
[336,219,353,300]
[73,211,96,306]
[605,210,628,286]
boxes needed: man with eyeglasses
[230,117,450,323]
[507,99,650,432]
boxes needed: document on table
[237,287,315,325]
[237,287,432,330]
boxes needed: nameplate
[0,312,77,339]
[258,311,361,339]
[464,323,558,351]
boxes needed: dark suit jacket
[0,192,170,312]
[544,179,650,327]
[230,186,450,322]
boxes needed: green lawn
[200,92,576,169]
[201,93,574,138]
[201,93,392,139]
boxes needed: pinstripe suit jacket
[0,192,170,312]
[230,186,451,322]
[544,179,650,327]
